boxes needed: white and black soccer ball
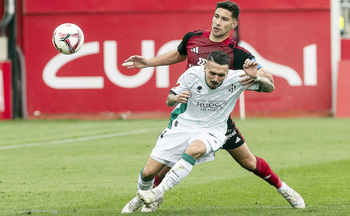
[52,23,84,55]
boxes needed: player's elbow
[166,101,178,107]
[166,98,176,107]
[166,94,178,107]
[261,84,275,93]
[266,85,275,93]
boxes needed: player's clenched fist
[166,91,191,107]
[176,91,191,104]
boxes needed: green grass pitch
[0,118,349,215]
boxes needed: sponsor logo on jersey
[197,57,206,66]
[191,46,199,54]
[196,100,227,111]
[196,86,202,93]
[189,57,206,68]
[226,129,237,138]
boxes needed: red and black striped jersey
[177,30,255,70]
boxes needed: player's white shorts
[150,125,226,167]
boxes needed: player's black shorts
[222,117,245,149]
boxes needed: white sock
[137,169,154,190]
[153,155,195,196]
[277,182,287,193]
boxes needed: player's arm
[123,49,187,69]
[243,59,275,93]
[257,67,274,83]
[232,45,274,87]
[240,66,274,87]
[166,91,191,107]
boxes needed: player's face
[211,8,238,41]
[204,60,229,89]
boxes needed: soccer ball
[52,23,84,55]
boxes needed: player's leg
[141,164,169,212]
[138,140,205,205]
[153,166,171,187]
[138,131,223,206]
[141,144,202,212]
[123,127,182,214]
[226,143,305,208]
[224,119,282,186]
[121,157,165,213]
[141,157,166,181]
[223,121,305,209]
[225,143,282,187]
[141,166,171,213]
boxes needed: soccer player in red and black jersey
[178,28,250,71]
[123,1,305,212]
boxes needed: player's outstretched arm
[123,49,187,69]
[243,59,275,93]
[166,91,191,107]
[239,66,274,88]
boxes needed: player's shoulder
[185,65,204,75]
[230,40,251,55]
[183,29,206,39]
[180,66,204,84]
[182,66,204,78]
[228,38,238,47]
[226,69,245,80]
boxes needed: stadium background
[1,0,350,120]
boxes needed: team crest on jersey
[196,86,202,93]
[228,84,236,93]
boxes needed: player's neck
[209,32,229,42]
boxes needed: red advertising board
[336,60,350,117]
[0,61,12,120]
[21,0,331,118]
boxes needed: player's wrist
[253,75,261,82]
[144,59,151,67]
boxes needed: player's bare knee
[239,156,256,171]
[185,150,202,159]
[226,143,257,171]
[185,140,207,159]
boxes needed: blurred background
[0,0,349,120]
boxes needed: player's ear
[231,20,238,29]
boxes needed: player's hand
[176,91,191,104]
[123,55,148,69]
[239,74,255,88]
[243,58,258,79]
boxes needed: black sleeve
[233,47,255,70]
[177,31,204,55]
[169,90,177,95]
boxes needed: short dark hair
[216,1,240,20]
[207,51,230,67]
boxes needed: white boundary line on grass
[0,128,160,151]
